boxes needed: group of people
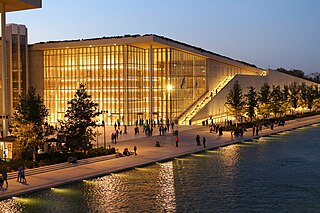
[195,135,207,148]
[231,127,246,139]
[119,145,138,156]
[209,124,224,138]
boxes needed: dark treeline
[276,67,320,84]
[225,80,320,123]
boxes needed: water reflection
[1,125,320,212]
[156,161,176,211]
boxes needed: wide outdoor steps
[180,76,234,124]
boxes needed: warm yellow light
[167,84,173,91]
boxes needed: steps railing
[178,75,234,124]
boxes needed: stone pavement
[0,115,319,200]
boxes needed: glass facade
[43,45,206,125]
[11,34,27,109]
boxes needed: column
[149,45,153,122]
[1,3,8,137]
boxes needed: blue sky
[7,0,320,74]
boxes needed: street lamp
[101,110,108,149]
[167,84,173,122]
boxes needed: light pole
[167,84,173,122]
[101,110,108,149]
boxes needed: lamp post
[167,84,173,122]
[101,110,108,149]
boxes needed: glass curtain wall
[44,45,148,125]
[170,49,206,119]
[44,45,207,125]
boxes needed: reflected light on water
[220,145,240,167]
[156,161,176,211]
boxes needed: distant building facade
[1,26,317,127]
[0,24,28,120]
[28,35,267,125]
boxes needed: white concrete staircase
[178,76,234,125]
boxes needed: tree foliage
[225,81,245,123]
[244,86,257,121]
[59,84,101,152]
[258,83,271,118]
[289,82,300,111]
[12,87,49,160]
[270,85,283,118]
[12,121,38,160]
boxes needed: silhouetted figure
[196,135,201,146]
[133,145,137,155]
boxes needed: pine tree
[299,82,308,110]
[289,82,300,112]
[258,83,271,119]
[306,85,316,111]
[225,80,245,125]
[280,85,290,115]
[270,85,283,118]
[60,84,101,152]
[244,86,257,121]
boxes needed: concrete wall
[192,70,318,123]
[28,50,44,97]
[206,58,264,92]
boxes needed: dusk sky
[7,0,320,74]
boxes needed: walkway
[0,115,320,200]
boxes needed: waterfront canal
[1,124,320,212]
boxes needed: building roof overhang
[0,0,41,12]
[29,34,263,71]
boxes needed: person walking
[1,170,7,188]
[196,135,201,146]
[17,165,22,182]
[133,145,137,155]
[175,136,179,147]
[20,167,27,183]
[256,126,259,136]
[202,137,206,148]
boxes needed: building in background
[28,35,265,126]
[2,31,317,127]
[0,24,28,122]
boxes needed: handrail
[178,75,234,124]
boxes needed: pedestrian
[1,170,7,188]
[133,145,137,155]
[124,125,127,134]
[17,165,22,182]
[196,135,201,146]
[175,136,179,147]
[252,125,255,136]
[256,127,259,136]
[20,167,26,183]
[202,137,206,148]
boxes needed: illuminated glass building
[21,33,316,127]
[29,35,265,125]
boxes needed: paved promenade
[0,115,320,200]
